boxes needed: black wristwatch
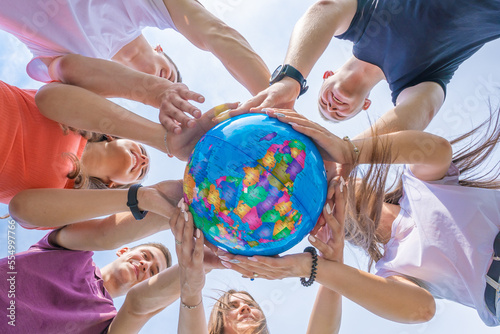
[269,64,309,98]
[127,184,148,220]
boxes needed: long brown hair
[60,125,148,189]
[345,107,500,269]
[208,290,269,334]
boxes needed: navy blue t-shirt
[337,0,500,104]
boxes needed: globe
[183,114,327,256]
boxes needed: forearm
[108,265,181,333]
[285,0,356,77]
[354,108,431,139]
[46,54,171,106]
[168,0,269,95]
[130,265,181,314]
[55,212,169,251]
[314,259,435,323]
[306,285,341,334]
[354,82,445,139]
[9,188,129,228]
[35,83,167,152]
[205,25,270,95]
[9,186,173,228]
[350,131,452,168]
[178,291,208,334]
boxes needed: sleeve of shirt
[403,163,460,186]
[28,229,66,251]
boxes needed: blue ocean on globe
[183,114,327,256]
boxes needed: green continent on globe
[184,138,308,252]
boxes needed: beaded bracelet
[164,131,173,158]
[300,246,318,287]
[342,136,360,163]
[181,299,202,309]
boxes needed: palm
[169,103,239,160]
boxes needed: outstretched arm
[35,84,233,160]
[107,263,182,334]
[218,198,435,324]
[171,201,210,334]
[164,0,270,96]
[262,108,452,181]
[43,54,204,133]
[354,82,445,139]
[230,0,357,114]
[219,249,436,324]
[36,82,168,153]
[307,178,345,334]
[9,180,183,229]
[53,211,169,251]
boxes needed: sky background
[1,0,500,333]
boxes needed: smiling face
[318,73,372,121]
[102,139,150,186]
[222,293,265,334]
[112,246,168,290]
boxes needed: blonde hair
[208,290,270,334]
[345,107,500,269]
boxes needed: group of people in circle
[0,0,499,333]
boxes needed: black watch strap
[270,64,309,98]
[127,184,148,220]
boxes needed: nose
[238,303,251,315]
[139,260,151,274]
[139,153,149,166]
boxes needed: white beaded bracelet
[181,299,202,309]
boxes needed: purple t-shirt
[0,231,117,333]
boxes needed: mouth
[130,262,139,279]
[238,315,255,322]
[332,93,345,105]
[130,151,140,172]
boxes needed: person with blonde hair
[170,198,270,334]
[218,107,500,328]
[171,193,348,333]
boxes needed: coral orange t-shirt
[0,81,87,204]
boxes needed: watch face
[270,64,284,82]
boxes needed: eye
[142,251,148,260]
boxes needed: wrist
[151,79,173,108]
[342,136,360,164]
[127,184,149,220]
[181,290,203,304]
[136,186,148,211]
[280,77,302,99]
[296,252,314,278]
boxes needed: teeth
[131,153,137,171]
[333,95,344,104]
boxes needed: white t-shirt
[375,164,500,326]
[0,0,177,82]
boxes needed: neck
[100,264,125,298]
[339,56,385,89]
[112,34,154,70]
[80,141,108,182]
[377,202,400,244]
